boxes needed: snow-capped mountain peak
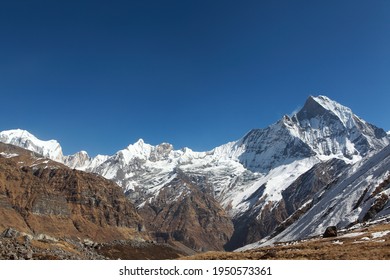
[291,96,389,161]
[0,129,64,162]
[295,95,355,129]
[64,150,91,169]
[310,95,355,128]
[120,139,153,162]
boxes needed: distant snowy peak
[0,129,64,162]
[64,150,90,169]
[115,140,201,164]
[117,139,154,163]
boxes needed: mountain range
[1,95,389,253]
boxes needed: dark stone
[1,228,20,238]
[323,226,338,238]
[8,253,18,260]
[138,224,146,232]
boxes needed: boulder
[323,226,338,238]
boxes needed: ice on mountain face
[226,160,317,217]
[261,158,319,202]
[235,124,315,173]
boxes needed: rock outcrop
[323,226,338,238]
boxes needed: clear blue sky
[0,0,389,156]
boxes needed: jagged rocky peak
[0,129,64,162]
[150,143,174,162]
[290,95,389,160]
[293,95,388,139]
[294,95,355,128]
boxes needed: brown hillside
[138,171,234,251]
[0,143,144,243]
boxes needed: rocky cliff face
[138,170,234,251]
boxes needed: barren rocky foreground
[0,228,186,260]
[182,223,390,260]
[2,222,389,260]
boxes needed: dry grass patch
[184,224,390,260]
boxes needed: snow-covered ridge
[1,95,387,173]
[0,129,63,162]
